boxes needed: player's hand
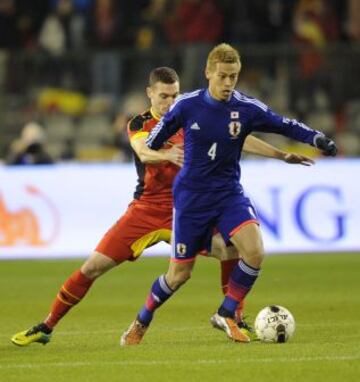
[165,144,184,167]
[283,153,315,166]
[314,135,338,157]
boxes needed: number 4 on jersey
[208,142,217,160]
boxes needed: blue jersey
[147,89,321,199]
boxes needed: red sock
[44,270,94,329]
[220,258,245,322]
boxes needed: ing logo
[0,185,60,247]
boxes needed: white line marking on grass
[1,355,359,370]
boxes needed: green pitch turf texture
[1,253,359,382]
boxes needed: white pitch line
[0,355,359,370]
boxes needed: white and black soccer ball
[254,305,295,343]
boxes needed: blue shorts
[171,192,259,262]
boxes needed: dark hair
[149,67,179,86]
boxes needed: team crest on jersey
[228,121,241,138]
[176,243,187,256]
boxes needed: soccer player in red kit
[11,67,313,346]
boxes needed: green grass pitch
[1,253,359,382]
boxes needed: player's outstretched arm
[249,102,338,157]
[131,136,184,167]
[243,135,315,166]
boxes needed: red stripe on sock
[226,279,250,302]
[145,294,158,311]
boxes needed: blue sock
[218,259,260,318]
[137,275,174,326]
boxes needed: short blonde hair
[206,43,241,71]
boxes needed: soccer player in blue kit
[121,43,337,345]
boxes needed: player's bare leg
[211,223,264,342]
[165,259,195,289]
[11,252,117,346]
[230,223,264,269]
[80,251,118,279]
[120,260,196,346]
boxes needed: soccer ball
[254,305,295,343]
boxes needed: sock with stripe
[44,270,94,329]
[220,258,245,321]
[137,275,174,326]
[218,259,260,318]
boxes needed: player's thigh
[230,223,264,266]
[96,202,172,263]
[207,233,239,261]
[216,196,264,264]
[81,250,117,279]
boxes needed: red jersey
[127,109,183,205]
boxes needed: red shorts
[95,200,172,263]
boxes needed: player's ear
[146,86,152,99]
[205,66,211,80]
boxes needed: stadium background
[0,1,359,382]
[1,0,359,257]
[0,0,360,162]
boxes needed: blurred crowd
[1,0,359,51]
[1,0,360,163]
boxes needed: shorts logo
[190,122,201,130]
[248,206,257,219]
[176,243,187,256]
[228,121,241,138]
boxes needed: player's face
[206,62,241,101]
[147,81,180,117]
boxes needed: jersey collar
[150,107,161,121]
[204,89,234,107]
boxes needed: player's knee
[81,263,102,279]
[81,252,117,279]
[254,250,265,266]
[166,269,191,290]
[243,246,265,268]
[81,260,106,279]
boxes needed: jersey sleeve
[250,104,323,146]
[127,115,149,142]
[146,102,183,150]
